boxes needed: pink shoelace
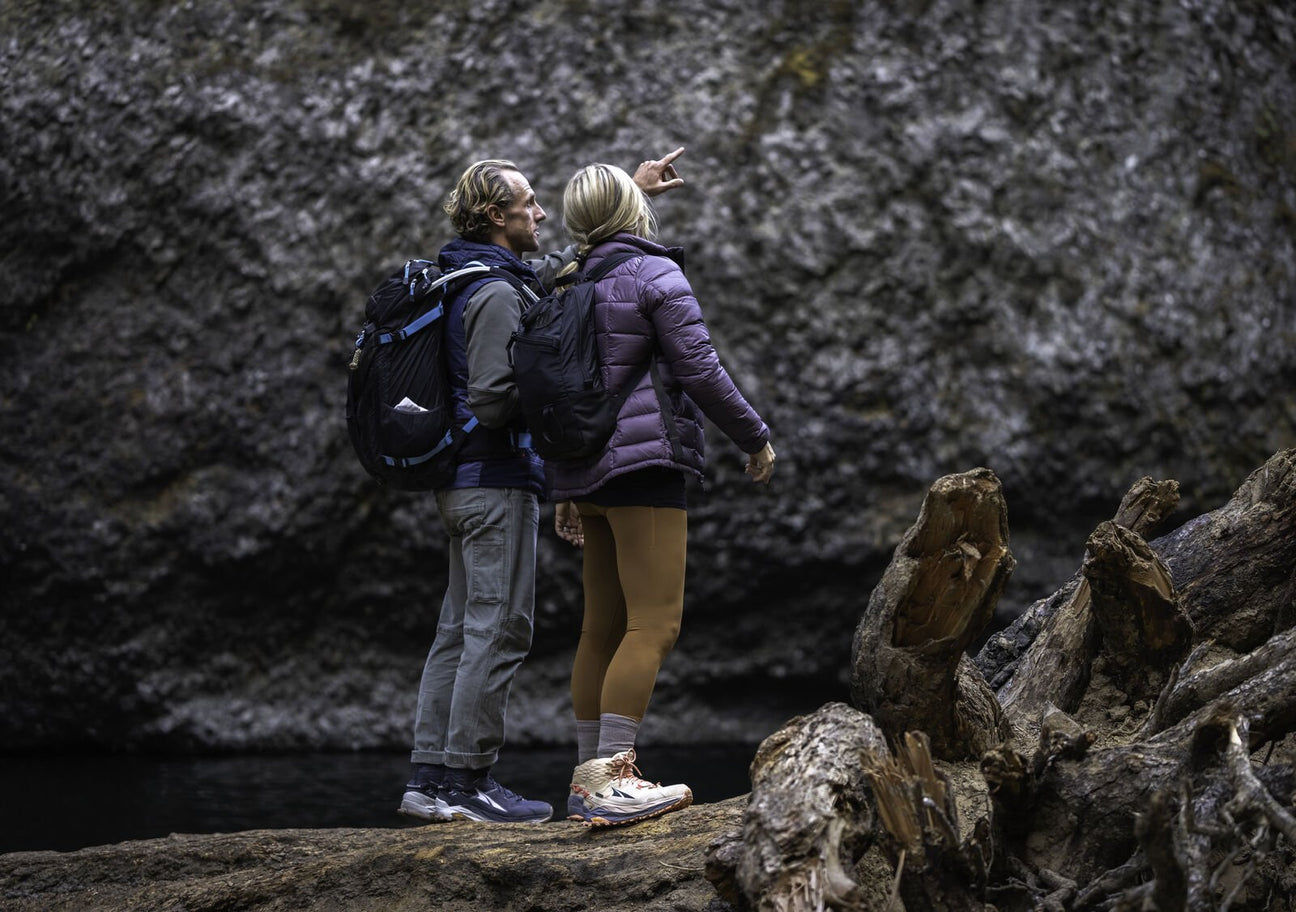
[609,749,662,789]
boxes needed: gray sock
[597,713,639,759]
[576,719,601,764]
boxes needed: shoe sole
[569,789,693,827]
[398,791,451,822]
[445,807,552,824]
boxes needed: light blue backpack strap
[377,264,497,345]
[382,417,481,468]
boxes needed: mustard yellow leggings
[570,504,688,722]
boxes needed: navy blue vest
[436,239,544,494]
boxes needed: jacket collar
[585,233,685,271]
[438,238,539,281]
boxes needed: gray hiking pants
[411,486,538,770]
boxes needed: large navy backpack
[346,259,521,489]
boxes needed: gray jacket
[465,245,576,426]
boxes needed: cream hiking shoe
[567,749,692,826]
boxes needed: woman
[550,162,776,826]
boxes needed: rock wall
[1,0,1293,752]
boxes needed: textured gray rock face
[2,0,1293,752]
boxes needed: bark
[849,468,1016,760]
[705,702,893,912]
[1143,628,1296,755]
[1019,710,1296,898]
[1082,520,1193,702]
[986,452,1294,713]
[1110,477,1183,540]
[1157,449,1296,651]
[1141,625,1296,738]
[705,706,996,912]
[989,453,1296,908]
[864,732,993,912]
[992,576,1098,741]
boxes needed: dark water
[0,744,757,854]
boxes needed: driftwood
[848,467,1016,760]
[706,703,891,912]
[712,449,1296,912]
[990,478,1182,741]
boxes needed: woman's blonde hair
[562,163,656,254]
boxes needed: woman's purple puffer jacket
[545,233,770,501]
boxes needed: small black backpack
[509,252,667,461]
[346,259,522,489]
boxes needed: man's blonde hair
[444,159,519,241]
[562,163,656,253]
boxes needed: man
[399,150,685,823]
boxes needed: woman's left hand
[745,441,776,485]
[555,501,585,547]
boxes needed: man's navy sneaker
[441,774,552,823]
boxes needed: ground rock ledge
[0,798,745,912]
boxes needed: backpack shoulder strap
[377,263,511,344]
[456,261,539,305]
[584,250,640,283]
[391,264,536,345]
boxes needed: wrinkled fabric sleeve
[637,257,770,454]
[527,244,578,293]
[463,281,526,428]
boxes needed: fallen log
[8,453,1293,912]
[0,800,744,912]
[705,702,892,912]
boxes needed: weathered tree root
[863,731,992,911]
[990,476,1183,742]
[1142,626,1296,738]
[721,450,1296,912]
[1084,713,1296,910]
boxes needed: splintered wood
[851,468,1015,758]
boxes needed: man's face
[490,169,546,255]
